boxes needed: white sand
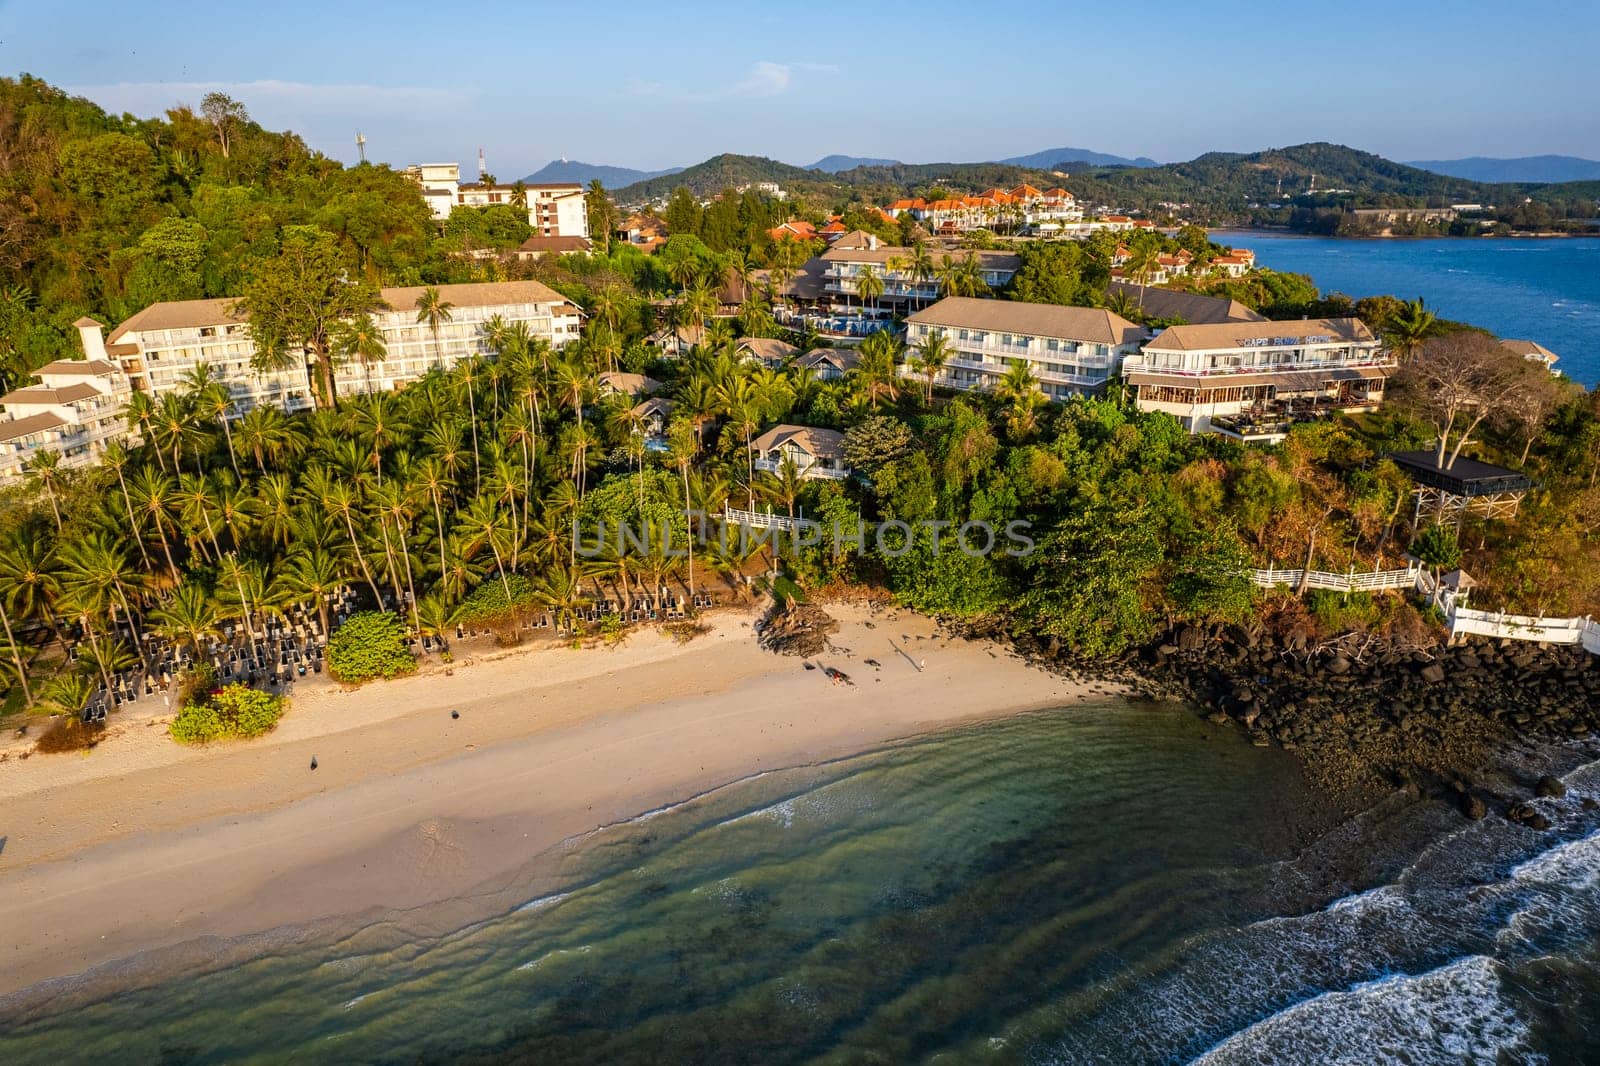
[0,604,1119,996]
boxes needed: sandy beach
[0,603,1117,1000]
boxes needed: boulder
[1420,663,1446,684]
[1460,794,1487,820]
[1535,775,1567,799]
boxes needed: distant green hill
[1407,155,1600,184]
[617,154,830,200]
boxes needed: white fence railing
[723,506,804,533]
[1250,565,1421,593]
[1252,564,1599,655]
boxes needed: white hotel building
[819,233,1021,310]
[905,297,1146,400]
[0,344,138,482]
[76,280,583,417]
[1122,318,1394,442]
[404,163,590,239]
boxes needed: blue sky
[5,0,1596,177]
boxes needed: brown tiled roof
[1143,318,1376,352]
[377,280,578,313]
[0,412,67,443]
[1500,339,1559,362]
[908,297,1145,347]
[106,298,245,342]
[631,397,676,418]
[750,424,845,460]
[737,337,799,363]
[2,382,103,406]
[1106,282,1266,325]
[108,281,580,342]
[34,358,122,377]
[598,372,662,397]
[795,347,861,372]
[516,235,593,254]
[73,316,103,328]
[821,243,1021,272]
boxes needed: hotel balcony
[753,456,849,480]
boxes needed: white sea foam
[515,892,571,914]
[1187,956,1543,1066]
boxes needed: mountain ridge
[1405,155,1600,184]
[521,159,682,187]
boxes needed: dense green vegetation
[169,683,286,743]
[326,612,418,684]
[0,77,1597,733]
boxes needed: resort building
[1123,318,1394,442]
[630,396,675,450]
[904,297,1146,400]
[793,347,861,381]
[750,424,850,480]
[0,343,138,483]
[1501,339,1561,374]
[736,337,800,368]
[405,163,590,239]
[818,232,1021,310]
[882,185,1082,237]
[597,372,662,400]
[515,235,592,260]
[81,281,584,414]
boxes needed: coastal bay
[0,604,1104,1001]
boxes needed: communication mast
[478,148,488,180]
[355,131,367,163]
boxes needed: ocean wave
[514,892,571,914]
[1186,956,1542,1066]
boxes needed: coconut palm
[25,448,66,531]
[910,331,953,405]
[183,362,240,476]
[995,360,1046,440]
[235,403,298,473]
[854,265,884,314]
[1383,298,1444,364]
[272,549,344,636]
[455,494,516,599]
[334,313,388,396]
[415,286,454,371]
[151,581,221,658]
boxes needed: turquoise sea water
[1211,233,1600,387]
[2,704,1597,1064]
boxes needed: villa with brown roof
[1501,339,1560,373]
[750,424,850,480]
[736,337,800,368]
[906,297,1146,400]
[1123,318,1394,442]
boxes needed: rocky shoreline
[1005,621,1600,822]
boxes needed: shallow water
[2,703,1597,1064]
[1211,232,1600,387]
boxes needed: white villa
[750,424,850,480]
[0,345,137,483]
[404,163,590,239]
[1123,318,1394,442]
[905,297,1146,400]
[80,280,583,416]
[793,348,861,381]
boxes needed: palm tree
[318,476,385,606]
[455,494,516,599]
[372,481,422,631]
[128,466,182,578]
[414,593,461,654]
[855,330,904,410]
[666,417,700,603]
[680,283,719,353]
[40,670,96,721]
[273,549,344,636]
[25,448,65,531]
[151,581,221,659]
[235,403,298,473]
[1124,245,1161,307]
[415,286,455,371]
[183,362,240,477]
[334,313,388,397]
[760,455,806,523]
[101,442,154,570]
[0,577,33,707]
[535,565,590,634]
[907,242,935,308]
[122,392,159,469]
[995,360,1045,439]
[910,331,953,405]
[1383,298,1444,364]
[415,455,456,582]
[854,265,884,314]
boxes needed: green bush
[1307,589,1382,635]
[456,574,537,624]
[169,684,286,744]
[326,611,417,684]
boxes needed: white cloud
[679,60,832,102]
[67,79,476,122]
